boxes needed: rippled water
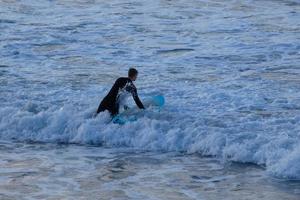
[1,0,300,198]
[1,141,300,200]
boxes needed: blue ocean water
[0,1,300,197]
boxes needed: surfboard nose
[152,95,165,107]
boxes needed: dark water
[0,141,299,199]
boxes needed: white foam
[1,89,299,180]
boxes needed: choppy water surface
[0,141,299,200]
[0,0,300,198]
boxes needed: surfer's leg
[110,103,119,117]
[97,103,105,114]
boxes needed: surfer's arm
[132,88,145,109]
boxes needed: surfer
[96,68,145,116]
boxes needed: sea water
[0,0,300,199]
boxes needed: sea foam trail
[0,84,299,180]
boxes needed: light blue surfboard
[112,95,165,125]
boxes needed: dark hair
[128,68,138,78]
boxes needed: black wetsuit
[97,77,144,116]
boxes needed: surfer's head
[128,68,138,81]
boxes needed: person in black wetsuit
[96,68,145,116]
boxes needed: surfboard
[151,95,165,107]
[112,95,165,125]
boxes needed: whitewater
[0,0,300,198]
